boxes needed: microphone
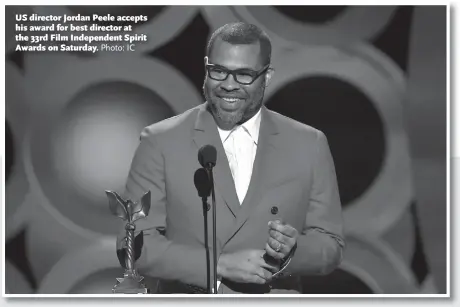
[198,145,217,169]
[194,168,211,201]
[198,145,218,294]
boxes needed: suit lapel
[192,103,241,217]
[229,107,281,241]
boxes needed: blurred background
[4,5,447,294]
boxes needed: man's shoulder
[140,104,203,139]
[266,108,323,139]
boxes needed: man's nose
[220,74,240,91]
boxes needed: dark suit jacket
[122,102,345,294]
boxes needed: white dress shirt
[212,108,261,293]
[217,108,262,204]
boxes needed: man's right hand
[217,250,280,284]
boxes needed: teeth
[222,97,241,102]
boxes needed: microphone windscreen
[198,145,217,168]
[194,168,211,198]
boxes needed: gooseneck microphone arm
[202,194,211,293]
[198,145,218,294]
[194,168,211,293]
[206,163,218,294]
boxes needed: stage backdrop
[4,5,447,294]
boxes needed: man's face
[203,39,273,130]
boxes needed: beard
[203,81,265,129]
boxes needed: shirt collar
[217,108,262,145]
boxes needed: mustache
[202,83,247,100]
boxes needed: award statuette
[106,190,151,294]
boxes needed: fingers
[268,237,286,254]
[249,253,277,283]
[265,242,285,260]
[251,275,267,284]
[268,221,297,238]
[269,229,288,245]
[267,221,298,259]
[253,266,274,283]
[268,229,295,251]
[259,254,280,272]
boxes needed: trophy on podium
[105,190,151,294]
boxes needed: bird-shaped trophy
[106,190,151,294]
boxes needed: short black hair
[206,22,272,66]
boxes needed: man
[118,22,344,294]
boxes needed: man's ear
[203,57,209,79]
[264,68,275,87]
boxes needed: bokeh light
[30,81,174,234]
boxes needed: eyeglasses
[205,56,270,85]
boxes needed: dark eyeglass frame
[204,56,270,85]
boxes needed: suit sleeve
[118,127,214,288]
[284,130,345,276]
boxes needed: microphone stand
[206,165,218,294]
[201,196,211,293]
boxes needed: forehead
[208,39,263,70]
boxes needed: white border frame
[1,1,451,304]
